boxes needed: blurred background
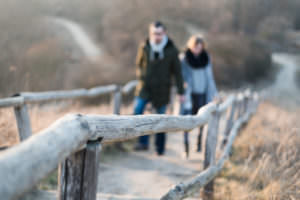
[1,1,300,199]
[1,0,300,97]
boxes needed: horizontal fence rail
[0,80,138,144]
[0,96,25,108]
[0,81,138,108]
[0,89,259,200]
[19,84,118,103]
[121,80,139,94]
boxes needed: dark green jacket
[135,38,184,108]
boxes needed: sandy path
[97,131,206,200]
[46,17,102,61]
[266,53,300,107]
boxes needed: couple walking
[133,21,218,157]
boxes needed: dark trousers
[183,93,206,156]
[191,93,207,115]
[134,97,167,154]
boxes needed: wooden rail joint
[12,93,32,141]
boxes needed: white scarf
[149,35,168,60]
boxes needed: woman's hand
[184,82,188,89]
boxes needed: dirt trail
[96,133,205,200]
[266,53,300,107]
[46,17,102,61]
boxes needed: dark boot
[155,132,166,155]
[184,132,189,158]
[196,127,204,152]
[135,135,150,151]
[221,138,228,150]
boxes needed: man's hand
[179,95,185,103]
[213,95,222,103]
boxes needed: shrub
[257,16,293,43]
[207,34,273,88]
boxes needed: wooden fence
[0,80,138,144]
[0,81,259,200]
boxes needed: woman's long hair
[186,35,206,51]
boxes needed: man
[134,21,184,155]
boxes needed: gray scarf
[149,35,168,61]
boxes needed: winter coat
[180,53,218,111]
[135,38,184,108]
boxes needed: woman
[180,35,218,158]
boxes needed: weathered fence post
[169,86,177,114]
[221,99,237,149]
[13,103,32,141]
[202,106,221,200]
[113,86,122,115]
[236,95,245,120]
[58,139,102,200]
[251,93,259,113]
[112,85,125,150]
[243,90,251,115]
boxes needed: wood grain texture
[81,141,101,200]
[59,149,85,200]
[58,141,101,200]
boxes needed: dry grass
[215,101,300,200]
[0,108,19,147]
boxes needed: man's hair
[149,21,166,31]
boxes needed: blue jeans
[134,97,167,154]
